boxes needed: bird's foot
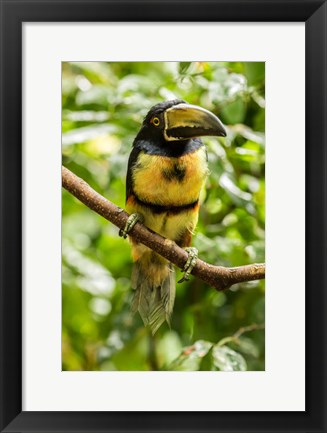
[178,247,198,283]
[119,213,144,239]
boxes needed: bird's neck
[133,136,204,157]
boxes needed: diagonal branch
[62,166,265,291]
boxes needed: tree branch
[62,166,265,291]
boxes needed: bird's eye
[152,117,160,127]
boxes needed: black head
[135,99,226,146]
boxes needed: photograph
[62,61,265,371]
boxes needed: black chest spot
[162,163,186,182]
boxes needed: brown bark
[62,166,265,291]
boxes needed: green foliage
[62,61,265,371]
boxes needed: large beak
[163,103,226,141]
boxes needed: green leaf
[221,97,246,124]
[233,124,265,146]
[212,345,247,371]
[244,62,265,86]
[199,347,214,371]
[179,62,192,75]
[237,336,260,358]
[167,340,213,371]
[156,331,183,368]
[219,173,252,203]
[62,124,117,146]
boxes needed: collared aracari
[120,99,226,334]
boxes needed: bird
[120,99,226,334]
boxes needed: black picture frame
[1,1,326,432]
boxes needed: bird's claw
[119,213,144,239]
[178,247,198,283]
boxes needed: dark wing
[126,146,142,202]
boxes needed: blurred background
[62,61,265,371]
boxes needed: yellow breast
[132,147,208,207]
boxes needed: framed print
[0,1,326,432]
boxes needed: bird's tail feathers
[131,253,175,335]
